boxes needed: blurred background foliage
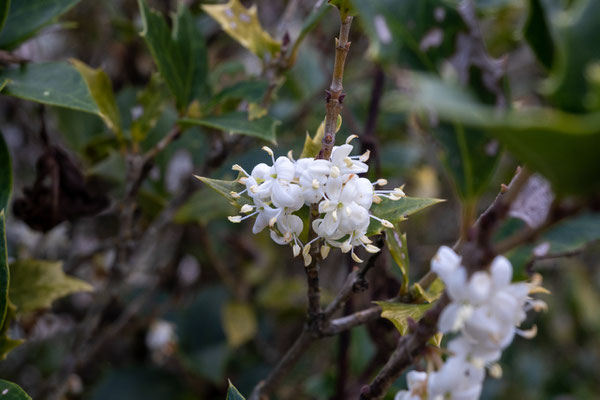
[0,0,599,399]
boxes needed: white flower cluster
[395,246,548,400]
[227,137,405,264]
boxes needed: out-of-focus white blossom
[395,247,547,400]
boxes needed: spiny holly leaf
[222,301,257,348]
[300,115,341,159]
[226,381,245,400]
[0,302,23,360]
[180,111,280,143]
[193,176,250,209]
[0,62,99,114]
[9,260,93,313]
[138,0,208,111]
[0,380,31,400]
[375,301,433,335]
[385,229,409,294]
[368,197,444,236]
[70,59,122,138]
[203,0,280,60]
[0,0,82,50]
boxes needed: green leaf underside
[138,0,208,111]
[0,0,82,50]
[375,301,433,335]
[0,380,31,400]
[367,197,444,236]
[0,62,99,114]
[226,381,246,400]
[385,229,409,293]
[9,259,93,313]
[385,74,600,194]
[180,112,280,143]
[70,59,122,137]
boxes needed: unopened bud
[320,244,330,259]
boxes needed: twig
[0,50,28,64]
[324,305,382,336]
[318,14,353,160]
[359,167,533,399]
[361,66,385,176]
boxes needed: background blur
[1,0,599,399]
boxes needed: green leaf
[0,212,8,334]
[0,131,11,214]
[0,0,82,50]
[0,302,23,360]
[226,381,246,400]
[329,0,356,19]
[9,259,93,313]
[410,278,444,304]
[202,0,280,60]
[0,62,99,114]
[193,176,249,209]
[300,115,342,159]
[431,123,501,201]
[174,189,236,225]
[0,0,10,34]
[180,111,280,143]
[542,0,600,112]
[0,380,31,400]
[349,0,464,68]
[384,74,600,194]
[70,59,122,138]
[209,80,269,109]
[524,0,556,70]
[368,197,444,236]
[375,301,433,335]
[288,0,330,65]
[131,74,170,143]
[222,302,257,348]
[384,229,409,294]
[138,0,208,111]
[539,213,600,254]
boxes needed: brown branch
[359,167,534,399]
[318,14,353,160]
[324,305,382,336]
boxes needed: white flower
[427,356,484,400]
[394,370,428,400]
[330,144,369,175]
[296,158,331,204]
